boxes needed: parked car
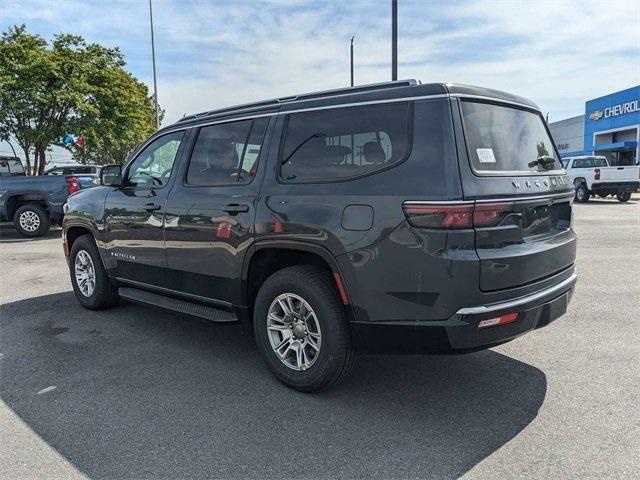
[63,80,577,391]
[0,173,80,237]
[0,156,26,176]
[561,156,639,202]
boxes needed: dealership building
[549,85,640,165]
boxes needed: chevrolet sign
[589,100,639,121]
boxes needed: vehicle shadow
[0,292,547,479]
[0,224,61,242]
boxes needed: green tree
[0,25,159,174]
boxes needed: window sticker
[476,148,496,164]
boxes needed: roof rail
[178,79,419,123]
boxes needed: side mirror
[101,164,122,186]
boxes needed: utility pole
[391,0,398,81]
[149,0,159,129]
[350,36,355,87]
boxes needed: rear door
[454,98,576,291]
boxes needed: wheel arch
[7,192,50,220]
[242,241,353,322]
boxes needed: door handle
[143,203,161,212]
[223,203,249,215]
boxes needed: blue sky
[1,0,639,164]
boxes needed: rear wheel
[253,266,356,392]
[575,184,590,203]
[616,191,631,202]
[69,234,119,310]
[13,204,50,237]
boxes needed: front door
[164,116,271,304]
[103,129,187,284]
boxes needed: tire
[253,265,357,392]
[69,234,119,310]
[574,184,590,203]
[616,191,631,202]
[13,204,50,237]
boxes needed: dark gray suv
[63,80,577,391]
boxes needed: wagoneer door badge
[110,252,136,261]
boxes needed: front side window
[461,101,562,174]
[280,102,412,182]
[127,131,185,187]
[186,117,269,186]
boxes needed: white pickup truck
[562,156,640,203]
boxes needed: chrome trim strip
[403,200,474,205]
[451,93,541,112]
[404,192,574,205]
[474,192,574,203]
[457,272,577,316]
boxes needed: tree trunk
[22,147,32,175]
[38,147,47,175]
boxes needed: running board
[119,287,237,323]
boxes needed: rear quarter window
[279,102,412,182]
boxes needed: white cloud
[2,0,639,128]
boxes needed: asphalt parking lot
[1,196,639,480]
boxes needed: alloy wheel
[19,210,40,233]
[74,250,96,297]
[266,293,322,371]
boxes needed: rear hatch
[456,98,576,291]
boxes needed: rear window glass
[461,101,562,174]
[573,157,607,168]
[280,102,412,182]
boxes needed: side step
[119,287,237,323]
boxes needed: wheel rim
[266,293,322,371]
[576,188,584,200]
[19,210,40,232]
[74,250,96,297]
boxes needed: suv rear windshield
[461,101,561,175]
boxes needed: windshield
[461,101,562,174]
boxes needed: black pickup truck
[0,172,80,237]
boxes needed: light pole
[350,36,355,87]
[149,0,159,129]
[391,0,398,81]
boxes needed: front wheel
[575,184,590,203]
[13,204,50,237]
[69,234,119,310]
[616,191,632,202]
[253,266,357,392]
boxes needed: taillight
[403,202,515,229]
[402,203,473,229]
[594,168,600,180]
[66,176,80,195]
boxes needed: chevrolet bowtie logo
[589,110,604,121]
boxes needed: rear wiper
[281,132,327,164]
[528,156,556,170]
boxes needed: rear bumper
[351,273,576,354]
[590,182,639,193]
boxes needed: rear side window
[186,117,269,186]
[461,101,562,174]
[280,102,412,182]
